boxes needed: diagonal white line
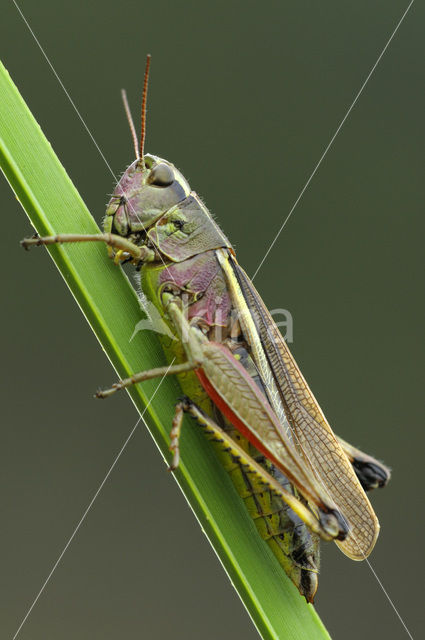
[254,339,414,637]
[11,1,416,638]
[12,360,175,640]
[248,7,416,632]
[364,558,414,639]
[11,0,117,181]
[251,0,415,282]
[257,348,414,637]
[10,4,182,637]
[12,0,177,283]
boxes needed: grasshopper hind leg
[168,397,338,541]
[170,396,321,602]
[337,437,391,491]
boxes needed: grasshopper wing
[220,251,379,560]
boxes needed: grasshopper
[22,56,390,602]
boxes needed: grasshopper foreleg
[21,232,154,263]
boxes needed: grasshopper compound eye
[147,163,174,187]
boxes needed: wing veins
[229,257,380,559]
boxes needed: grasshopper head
[103,154,190,238]
[105,58,191,247]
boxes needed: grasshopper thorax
[104,154,190,238]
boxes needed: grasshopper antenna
[121,89,139,160]
[139,53,151,168]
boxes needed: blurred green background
[1,1,423,638]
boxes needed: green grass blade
[0,59,331,640]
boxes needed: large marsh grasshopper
[22,56,390,602]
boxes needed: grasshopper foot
[95,384,121,399]
[168,459,179,472]
[20,233,40,250]
[168,448,180,471]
